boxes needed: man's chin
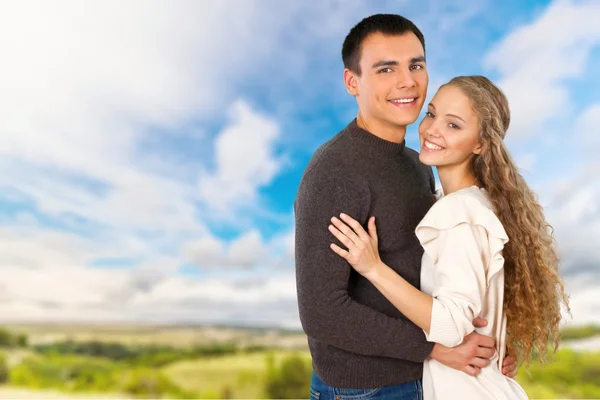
[390,115,420,127]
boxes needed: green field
[5,348,597,399]
[164,351,312,398]
[0,324,599,399]
[0,387,123,399]
[161,349,600,399]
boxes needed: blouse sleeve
[424,223,489,347]
[415,191,509,347]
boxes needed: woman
[328,76,570,399]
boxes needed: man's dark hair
[342,14,425,76]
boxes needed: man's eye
[379,68,393,73]
[411,64,424,70]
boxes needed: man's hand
[502,355,518,378]
[430,331,496,376]
[429,317,519,378]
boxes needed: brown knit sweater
[294,119,437,388]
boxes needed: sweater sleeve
[294,170,434,362]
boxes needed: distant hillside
[0,322,308,349]
[3,321,598,349]
[560,324,600,341]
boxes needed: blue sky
[0,0,599,328]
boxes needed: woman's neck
[438,165,478,195]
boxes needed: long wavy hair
[443,76,570,366]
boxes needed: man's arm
[294,171,433,363]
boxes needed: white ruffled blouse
[416,186,528,400]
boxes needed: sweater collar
[345,119,406,156]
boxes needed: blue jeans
[310,372,423,400]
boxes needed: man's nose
[396,69,416,89]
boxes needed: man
[294,14,518,399]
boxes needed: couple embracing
[294,14,569,400]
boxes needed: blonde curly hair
[443,75,570,366]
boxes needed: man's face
[345,32,428,134]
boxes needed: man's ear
[344,69,358,96]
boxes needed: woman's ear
[473,139,485,155]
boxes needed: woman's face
[418,84,483,169]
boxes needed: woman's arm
[329,213,489,347]
[330,213,524,376]
[329,214,433,332]
[368,261,434,333]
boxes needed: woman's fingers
[328,224,355,249]
[339,213,371,242]
[367,216,378,241]
[330,216,361,245]
[330,243,351,261]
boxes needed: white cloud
[544,172,600,272]
[0,275,301,328]
[0,224,298,326]
[0,0,370,326]
[0,0,368,237]
[1,0,349,235]
[0,1,249,235]
[198,101,285,215]
[184,230,271,269]
[228,231,268,267]
[183,236,226,268]
[536,163,600,326]
[0,221,163,271]
[563,286,600,327]
[483,0,600,140]
[1,228,85,269]
[0,225,146,313]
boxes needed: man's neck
[356,112,407,144]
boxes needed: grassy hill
[163,350,311,398]
[0,322,599,399]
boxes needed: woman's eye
[425,111,434,118]
[449,123,459,129]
